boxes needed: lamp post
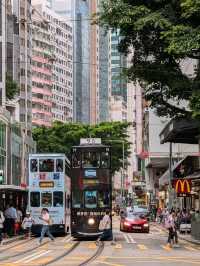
[106,140,125,201]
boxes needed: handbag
[98,219,105,231]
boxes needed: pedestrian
[96,210,112,245]
[22,212,34,239]
[165,210,179,248]
[38,208,54,244]
[0,209,5,245]
[4,203,17,237]
[15,207,23,235]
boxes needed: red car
[120,214,150,233]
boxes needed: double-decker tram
[70,138,112,238]
[28,154,70,235]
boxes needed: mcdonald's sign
[174,179,191,195]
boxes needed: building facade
[32,0,73,124]
[0,0,34,209]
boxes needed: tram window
[53,191,63,207]
[39,159,54,172]
[82,152,100,168]
[99,191,110,207]
[56,159,63,172]
[72,190,83,208]
[30,192,40,207]
[30,159,38,172]
[101,152,110,168]
[41,192,52,207]
[85,191,97,208]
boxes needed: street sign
[80,138,101,145]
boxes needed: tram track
[0,238,49,262]
[43,240,80,266]
[0,236,34,254]
[78,242,104,266]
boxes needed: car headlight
[124,221,131,226]
[88,218,95,225]
[143,223,149,227]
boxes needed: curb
[2,235,24,245]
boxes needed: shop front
[0,185,28,213]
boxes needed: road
[0,218,199,266]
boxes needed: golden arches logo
[175,179,191,193]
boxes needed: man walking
[38,208,54,244]
[4,204,17,236]
[166,210,179,247]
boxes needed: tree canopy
[32,121,131,174]
[96,0,200,118]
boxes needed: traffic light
[0,170,3,184]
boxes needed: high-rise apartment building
[110,31,127,102]
[32,0,73,124]
[50,0,110,124]
[0,0,34,207]
[32,9,53,127]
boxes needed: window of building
[30,192,40,207]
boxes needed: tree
[6,74,19,100]
[32,121,131,174]
[96,0,200,118]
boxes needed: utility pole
[169,142,173,209]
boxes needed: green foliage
[6,74,19,100]
[32,121,131,174]
[96,0,200,118]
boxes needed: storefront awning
[160,118,200,144]
[159,157,186,186]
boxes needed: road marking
[95,261,124,266]
[33,257,53,264]
[64,243,74,249]
[137,244,148,250]
[88,243,97,249]
[161,245,172,251]
[115,244,122,249]
[123,233,136,244]
[184,245,198,251]
[62,236,72,243]
[14,250,46,264]
[25,250,51,263]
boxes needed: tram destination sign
[39,181,54,188]
[80,138,101,145]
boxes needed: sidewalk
[155,222,200,245]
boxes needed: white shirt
[22,217,34,229]
[40,212,50,225]
[102,214,111,230]
[4,207,17,219]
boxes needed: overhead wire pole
[105,140,125,204]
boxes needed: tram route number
[76,211,106,216]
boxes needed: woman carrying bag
[96,210,112,245]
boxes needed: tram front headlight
[88,218,95,225]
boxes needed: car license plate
[132,226,141,229]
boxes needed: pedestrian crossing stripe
[137,244,148,250]
[184,246,197,251]
[161,245,172,251]
[123,234,136,244]
[64,243,74,249]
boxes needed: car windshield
[127,214,146,220]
